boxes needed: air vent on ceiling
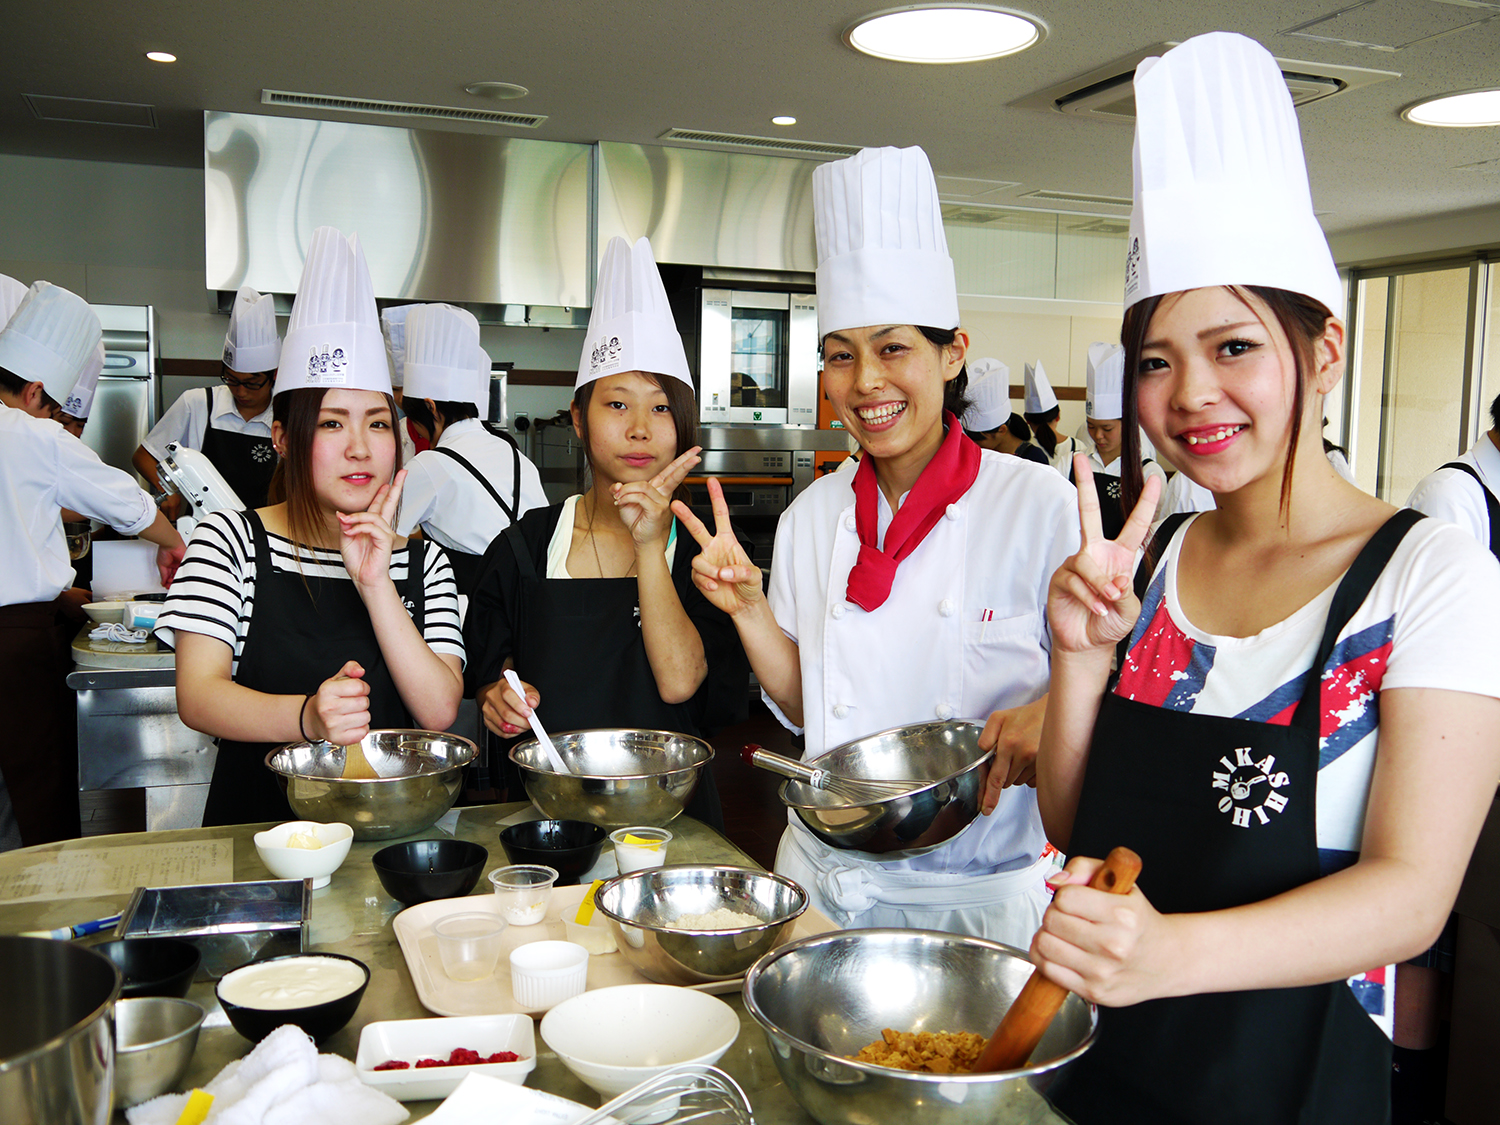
[260,90,546,128]
[24,94,156,128]
[1020,189,1132,208]
[937,175,1022,200]
[1064,217,1131,234]
[941,205,1028,225]
[659,128,861,159]
[1285,0,1500,52]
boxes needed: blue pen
[21,913,122,940]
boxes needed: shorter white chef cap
[578,236,692,392]
[1023,360,1057,414]
[62,342,106,419]
[0,273,28,329]
[275,227,391,397]
[1124,32,1343,316]
[1086,343,1125,421]
[223,286,281,374]
[403,303,484,404]
[0,281,102,405]
[960,357,1014,433]
[380,304,416,389]
[473,346,493,420]
[814,146,959,339]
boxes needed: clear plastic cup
[608,826,673,873]
[432,911,507,982]
[489,864,560,926]
[509,940,589,1011]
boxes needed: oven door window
[731,306,788,412]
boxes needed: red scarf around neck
[845,412,982,612]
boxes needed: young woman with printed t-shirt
[157,229,464,827]
[1033,34,1500,1125]
[675,146,1080,945]
[464,237,748,830]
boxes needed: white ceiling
[6,0,1500,237]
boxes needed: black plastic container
[92,937,202,998]
[371,838,489,905]
[499,819,607,886]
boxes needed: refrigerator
[80,304,156,483]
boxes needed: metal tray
[113,879,311,979]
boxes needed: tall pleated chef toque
[960,357,1013,433]
[1085,342,1126,420]
[0,272,28,328]
[578,235,691,391]
[814,146,959,338]
[402,303,489,415]
[223,286,281,374]
[62,342,106,419]
[379,304,414,390]
[0,281,101,405]
[1023,360,1057,414]
[1124,31,1343,315]
[275,227,391,397]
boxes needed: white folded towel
[89,622,149,643]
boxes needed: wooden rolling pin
[973,846,1142,1073]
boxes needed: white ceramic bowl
[82,601,128,625]
[355,1013,536,1102]
[509,940,588,1011]
[252,821,354,889]
[539,984,739,1108]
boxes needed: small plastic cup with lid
[432,911,508,982]
[608,826,673,873]
[489,864,560,926]
[509,940,589,1010]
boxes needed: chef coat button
[844,515,856,531]
[945,503,961,521]
[938,599,955,617]
[831,603,845,620]
[833,704,849,720]
[936,703,955,720]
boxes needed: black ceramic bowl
[92,938,202,999]
[371,838,489,906]
[215,952,369,1043]
[499,819,607,886]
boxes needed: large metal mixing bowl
[594,865,808,984]
[266,730,477,841]
[743,929,1095,1125]
[0,935,121,1125]
[780,721,993,857]
[510,729,712,828]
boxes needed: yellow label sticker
[176,1089,215,1125]
[622,834,664,850]
[574,879,604,925]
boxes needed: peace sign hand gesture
[615,447,702,549]
[339,469,407,593]
[671,477,765,618]
[1048,455,1163,654]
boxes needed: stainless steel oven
[698,289,818,427]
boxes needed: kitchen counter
[0,805,1068,1124]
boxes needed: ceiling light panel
[1402,88,1500,126]
[845,6,1043,64]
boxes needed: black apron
[199,388,277,508]
[502,521,723,831]
[201,512,426,827]
[432,437,521,595]
[1049,510,1423,1125]
[1069,458,1154,541]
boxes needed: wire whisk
[744,744,925,803]
[573,1063,754,1125]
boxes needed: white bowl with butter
[253,821,354,888]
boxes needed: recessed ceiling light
[464,81,529,100]
[1402,88,1500,127]
[772,115,797,126]
[145,51,176,64]
[845,6,1042,64]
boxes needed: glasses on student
[221,372,272,390]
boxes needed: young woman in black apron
[464,369,748,831]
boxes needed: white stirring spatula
[503,668,572,774]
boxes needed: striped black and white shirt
[155,509,465,675]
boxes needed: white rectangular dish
[355,1013,536,1101]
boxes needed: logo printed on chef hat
[62,341,106,419]
[1023,360,1057,414]
[0,281,101,406]
[1125,32,1343,314]
[1085,343,1125,421]
[577,236,691,392]
[403,303,484,406]
[223,286,281,374]
[960,357,1013,434]
[275,227,391,397]
[813,146,959,339]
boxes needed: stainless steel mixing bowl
[265,730,477,841]
[743,929,1096,1125]
[780,721,993,857]
[594,865,808,984]
[112,997,204,1108]
[510,729,712,828]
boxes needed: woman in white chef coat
[1076,342,1166,539]
[675,147,1080,944]
[387,303,547,597]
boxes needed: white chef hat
[1124,31,1343,316]
[577,236,691,392]
[0,273,28,328]
[814,146,959,339]
[1085,343,1125,420]
[1023,360,1057,414]
[473,346,493,420]
[402,303,485,406]
[62,342,106,419]
[379,304,415,389]
[960,357,1014,433]
[275,227,391,397]
[0,281,102,405]
[223,286,281,374]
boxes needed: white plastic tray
[356,1012,536,1101]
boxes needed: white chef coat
[394,419,547,554]
[140,384,273,461]
[1047,434,1083,477]
[1407,432,1500,548]
[765,449,1079,941]
[0,402,155,605]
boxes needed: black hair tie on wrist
[299,692,315,742]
